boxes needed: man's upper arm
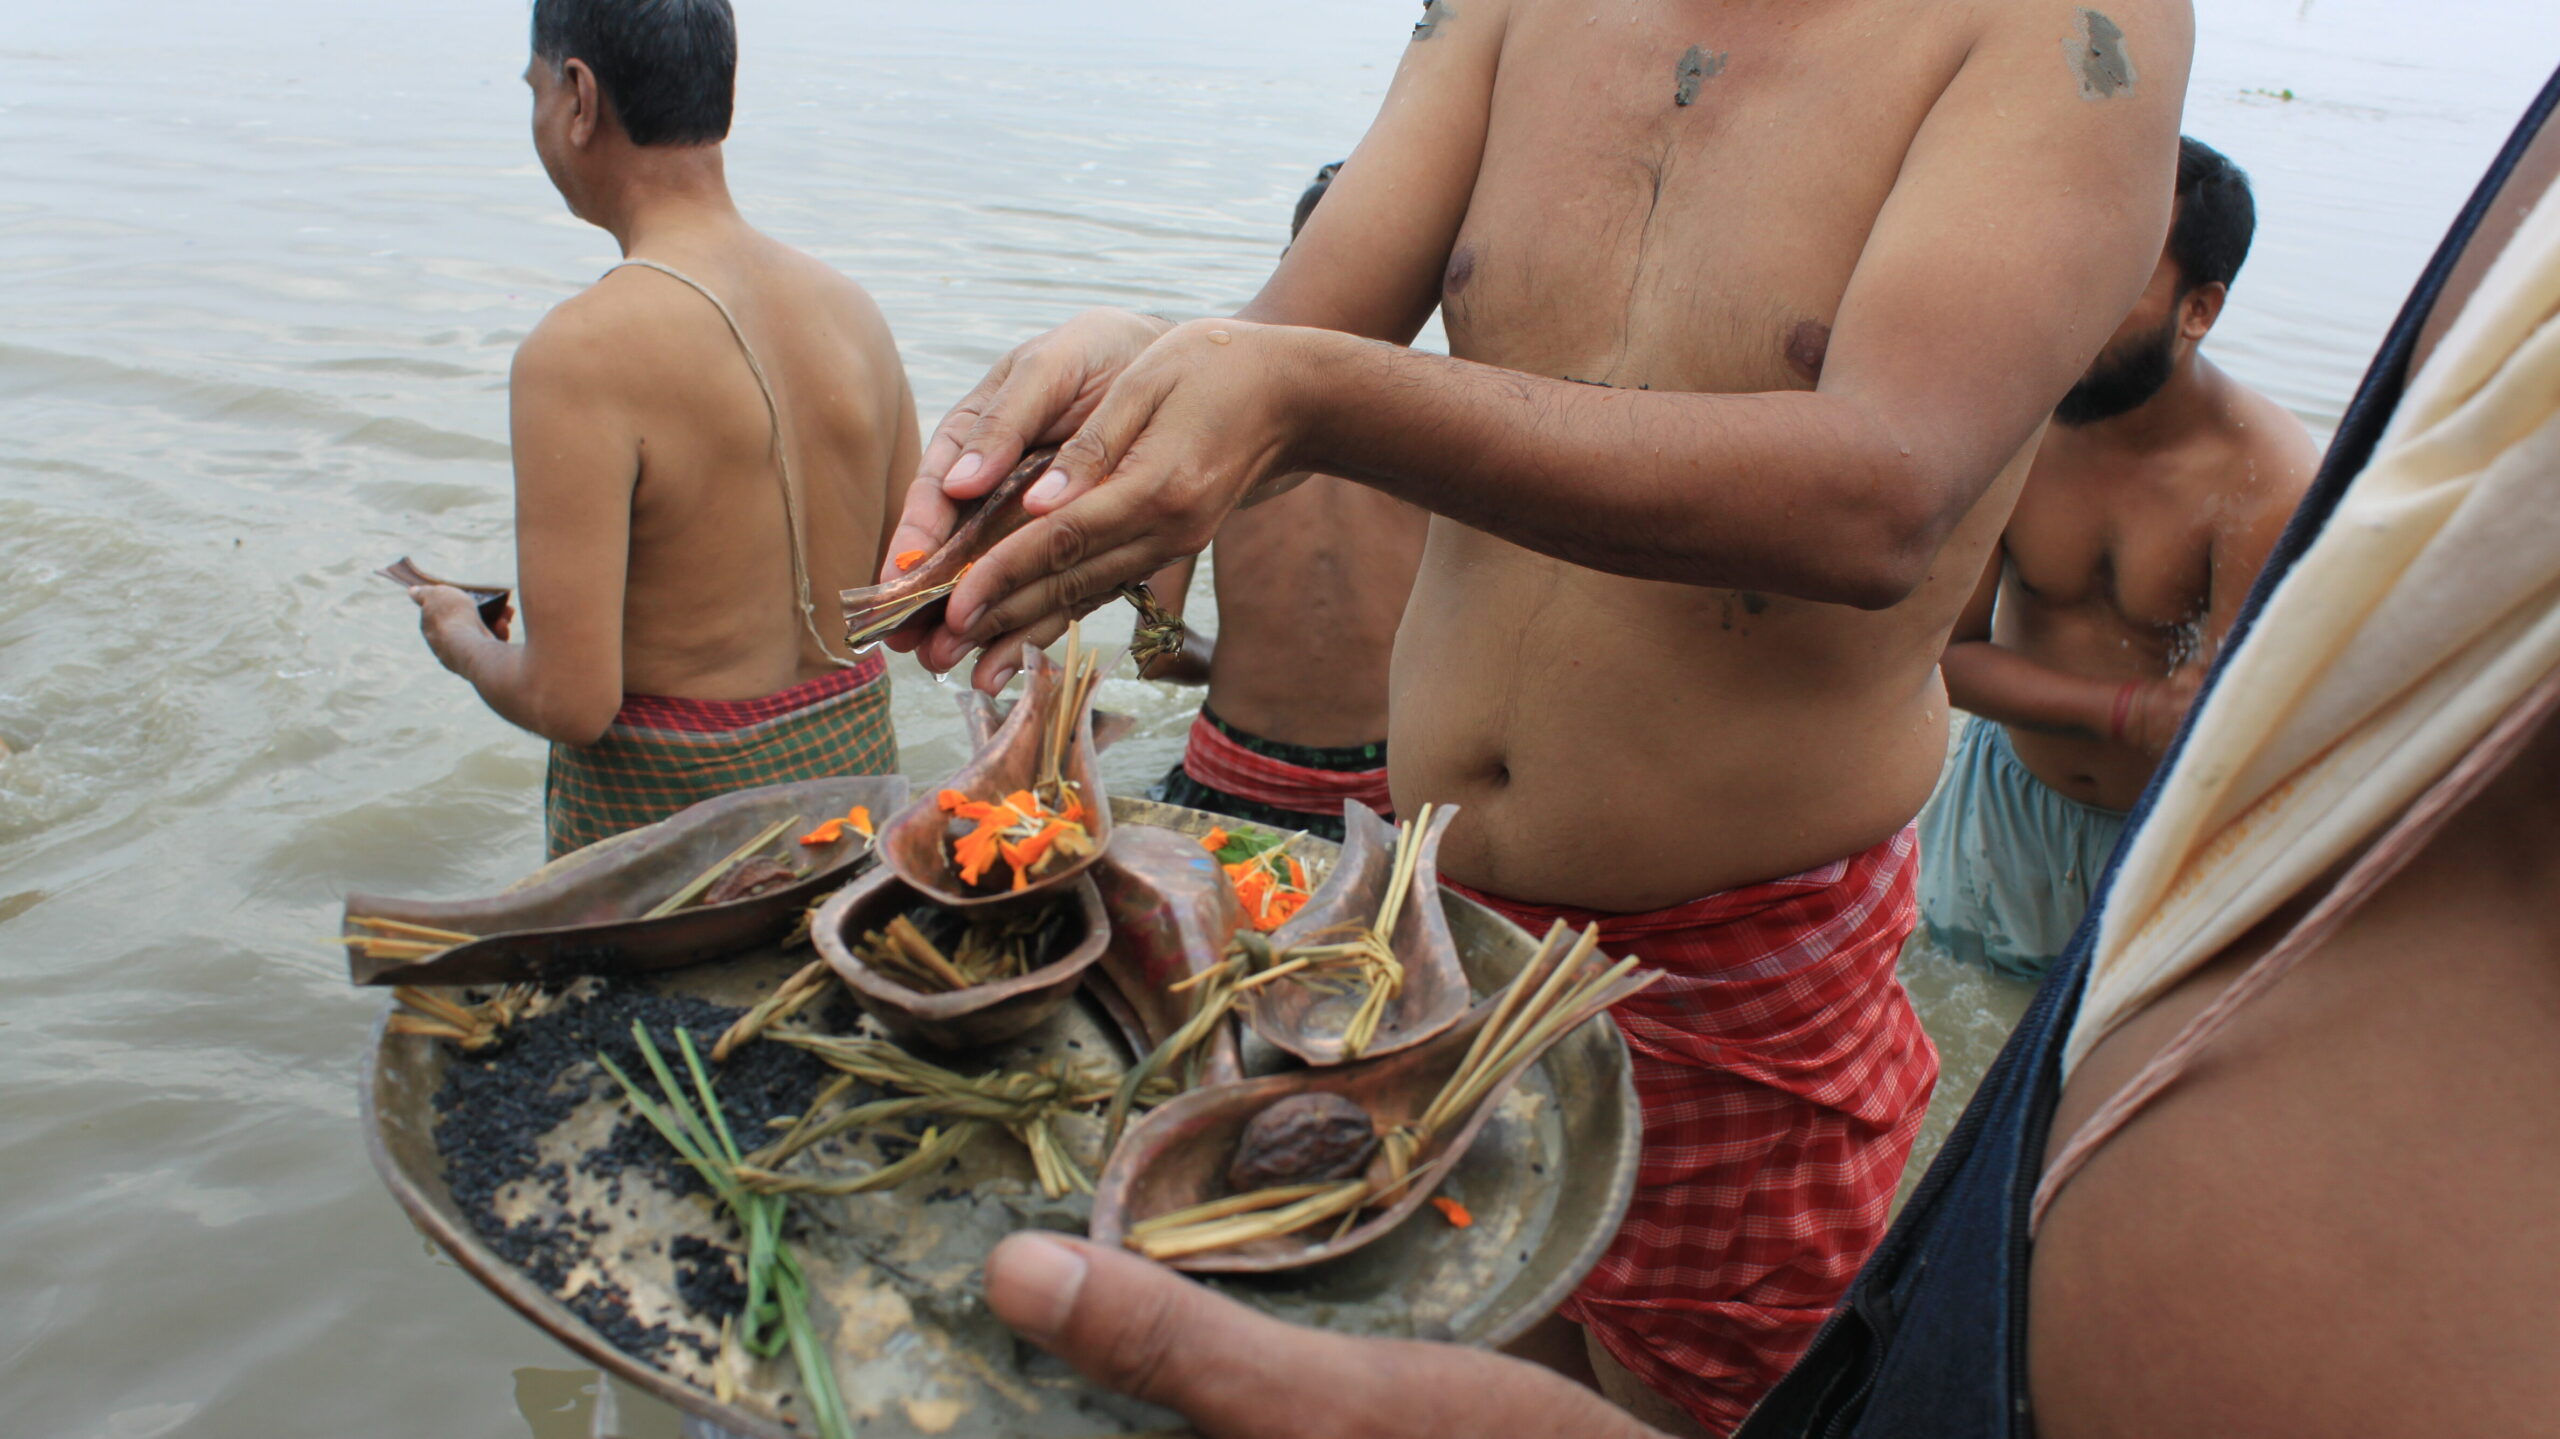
[1822,0,2192,521]
[508,306,638,734]
[1952,543,2003,645]
[1238,0,1511,342]
[2203,426,2318,650]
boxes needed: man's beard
[2055,317,2178,427]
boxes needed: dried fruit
[1227,1092,1378,1194]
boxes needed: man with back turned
[411,0,916,858]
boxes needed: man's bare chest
[2005,468,2215,635]
[1442,2,1969,393]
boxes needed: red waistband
[613,651,887,734]
[1180,712,1393,817]
[1441,826,1917,975]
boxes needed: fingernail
[948,453,985,487]
[994,1234,1087,1342]
[1029,471,1065,505]
[986,660,1021,692]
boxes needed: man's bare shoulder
[2218,377,2321,518]
[512,276,663,396]
[1973,0,2192,63]
[770,244,900,356]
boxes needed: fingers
[941,522,1168,667]
[916,355,1013,496]
[1027,360,1166,515]
[985,1234,1670,1439]
[877,474,964,587]
[936,340,1092,501]
[966,615,1070,694]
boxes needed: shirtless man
[884,1,2189,1426]
[411,0,916,859]
[969,76,2560,1439]
[1141,161,1431,843]
[1925,136,2318,982]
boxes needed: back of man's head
[532,0,736,147]
[2168,136,2254,294]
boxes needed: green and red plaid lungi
[543,652,896,859]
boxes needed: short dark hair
[1292,161,1344,240]
[532,0,736,147]
[2168,136,2254,293]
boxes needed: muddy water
[2,2,2552,1435]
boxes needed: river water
[2,3,2553,1435]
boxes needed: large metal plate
[364,796,1641,1438]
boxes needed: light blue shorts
[1916,718,2131,984]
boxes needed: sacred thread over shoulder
[1413,0,1455,41]
[2067,8,2138,100]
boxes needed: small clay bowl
[812,863,1109,1052]
[1091,929,1646,1273]
[1087,824,1249,1087]
[876,643,1115,910]
[1242,801,1469,1065]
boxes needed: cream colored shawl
[2065,183,2560,1073]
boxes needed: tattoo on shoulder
[2066,8,2137,100]
[1413,0,1454,41]
[1674,44,1728,107]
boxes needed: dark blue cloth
[1736,65,2560,1439]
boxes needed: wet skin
[416,56,919,744]
[2031,121,2560,1439]
[1944,248,2320,810]
[886,0,2190,913]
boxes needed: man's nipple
[1786,320,1831,384]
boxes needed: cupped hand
[917,319,1319,689]
[984,1232,1669,1439]
[411,584,496,672]
[875,309,1174,635]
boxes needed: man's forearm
[1940,641,2120,740]
[438,632,612,746]
[1280,329,1973,609]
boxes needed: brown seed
[1228,1092,1378,1193]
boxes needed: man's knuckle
[1044,514,1093,571]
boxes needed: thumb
[984,1233,1669,1439]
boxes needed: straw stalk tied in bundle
[1123,922,1657,1262]
[1119,581,1185,669]
[711,960,837,1062]
[854,901,1071,994]
[340,915,479,969]
[596,1023,854,1439]
[386,981,537,1051]
[741,1034,1142,1201]
[1275,803,1442,1058]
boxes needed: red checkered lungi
[1179,712,1394,817]
[1445,827,1936,1434]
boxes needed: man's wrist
[1270,325,1352,473]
